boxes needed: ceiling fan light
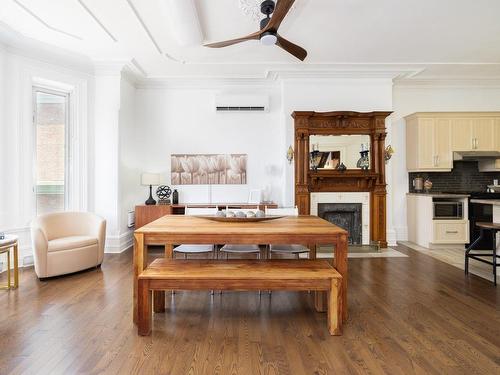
[260,32,277,46]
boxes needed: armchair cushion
[48,236,98,253]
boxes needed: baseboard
[395,226,408,242]
[387,228,397,247]
[0,254,34,273]
[105,231,133,253]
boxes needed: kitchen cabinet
[450,118,473,151]
[406,112,500,172]
[406,115,452,172]
[433,221,469,244]
[407,194,469,248]
[450,118,496,151]
[495,118,500,151]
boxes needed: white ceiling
[1,0,500,80]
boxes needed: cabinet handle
[446,230,459,234]
[475,138,478,149]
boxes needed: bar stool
[0,235,19,289]
[465,222,500,285]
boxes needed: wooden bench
[137,259,343,336]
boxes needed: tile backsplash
[408,161,500,193]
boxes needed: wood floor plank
[0,245,499,375]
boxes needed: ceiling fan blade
[276,35,307,61]
[204,31,261,48]
[265,0,296,32]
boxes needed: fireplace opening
[318,203,362,245]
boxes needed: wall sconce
[385,145,394,164]
[286,145,294,164]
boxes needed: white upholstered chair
[173,207,217,259]
[265,206,310,259]
[30,212,106,278]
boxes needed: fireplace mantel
[293,110,392,248]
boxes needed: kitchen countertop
[407,193,470,198]
[470,199,500,206]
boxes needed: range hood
[453,152,500,171]
[453,151,500,161]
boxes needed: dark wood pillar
[295,128,310,214]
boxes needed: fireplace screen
[318,203,362,245]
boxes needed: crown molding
[0,22,94,75]
[393,78,500,89]
[132,66,423,89]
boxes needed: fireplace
[318,203,362,245]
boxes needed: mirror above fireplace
[309,134,371,170]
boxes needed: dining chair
[173,207,218,259]
[219,206,262,259]
[173,206,218,295]
[265,206,310,259]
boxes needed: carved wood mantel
[292,111,392,248]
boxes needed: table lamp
[141,173,161,205]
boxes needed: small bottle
[172,189,179,204]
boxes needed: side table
[0,235,19,289]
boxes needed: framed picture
[171,154,247,185]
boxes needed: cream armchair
[31,212,106,278]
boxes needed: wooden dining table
[133,215,348,323]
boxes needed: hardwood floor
[0,245,499,375]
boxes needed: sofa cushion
[48,236,98,253]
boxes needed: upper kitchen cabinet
[406,112,500,172]
[406,114,452,172]
[495,118,500,150]
[451,117,497,151]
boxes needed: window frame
[32,86,71,214]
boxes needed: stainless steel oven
[433,200,464,220]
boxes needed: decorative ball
[156,185,172,201]
[235,211,246,218]
[246,211,256,218]
[226,211,236,218]
[255,210,265,218]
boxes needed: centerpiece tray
[197,215,284,223]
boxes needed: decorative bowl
[197,215,284,223]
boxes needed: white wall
[119,77,137,241]
[130,85,283,205]
[391,83,500,241]
[0,45,92,267]
[126,78,397,245]
[3,31,500,262]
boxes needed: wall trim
[105,231,133,253]
[387,228,397,247]
[395,226,408,242]
[394,78,500,89]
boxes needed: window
[33,88,69,215]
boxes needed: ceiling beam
[162,0,203,46]
[12,0,82,40]
[77,0,117,42]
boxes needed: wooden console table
[135,203,278,229]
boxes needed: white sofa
[31,212,106,278]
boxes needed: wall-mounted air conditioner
[214,94,269,112]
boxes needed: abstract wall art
[171,154,247,185]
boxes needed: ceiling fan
[204,0,307,61]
